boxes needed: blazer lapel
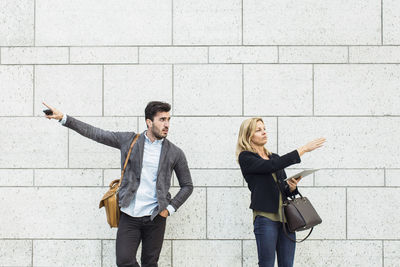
[136,132,146,173]
[156,139,169,177]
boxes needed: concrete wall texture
[0,0,400,266]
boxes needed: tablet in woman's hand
[284,169,319,181]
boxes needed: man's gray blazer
[63,116,193,220]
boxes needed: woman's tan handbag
[99,134,140,228]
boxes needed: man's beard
[151,127,167,139]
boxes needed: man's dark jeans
[116,212,166,267]
[254,215,296,267]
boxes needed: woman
[236,118,325,267]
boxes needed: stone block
[386,169,400,186]
[315,169,384,187]
[279,46,347,63]
[35,169,103,187]
[0,0,34,46]
[188,169,243,187]
[139,47,207,64]
[173,65,242,115]
[33,240,101,267]
[172,240,241,267]
[104,65,172,116]
[384,241,400,267]
[0,240,32,266]
[383,0,400,44]
[209,46,277,63]
[244,0,380,45]
[348,188,400,239]
[173,0,241,45]
[0,118,68,168]
[36,0,171,45]
[315,64,400,115]
[0,66,33,116]
[165,187,206,239]
[350,46,400,63]
[2,47,68,64]
[244,65,312,116]
[70,47,138,64]
[35,65,102,116]
[279,117,400,168]
[0,187,117,239]
[0,169,33,186]
[207,187,253,239]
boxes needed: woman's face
[251,121,267,146]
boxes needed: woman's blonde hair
[236,117,272,160]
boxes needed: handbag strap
[273,173,314,243]
[118,134,140,187]
[280,204,314,243]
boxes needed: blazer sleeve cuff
[166,205,176,216]
[59,114,67,125]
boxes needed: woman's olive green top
[253,173,284,223]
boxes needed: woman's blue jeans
[253,215,296,267]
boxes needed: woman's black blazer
[238,150,301,213]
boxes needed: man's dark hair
[145,101,171,121]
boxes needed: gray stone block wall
[1,0,399,266]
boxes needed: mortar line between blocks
[345,187,348,239]
[172,65,174,115]
[384,168,386,186]
[312,64,315,116]
[241,0,244,45]
[207,47,210,63]
[4,62,400,66]
[8,44,400,48]
[171,240,174,267]
[67,129,70,168]
[0,237,396,241]
[102,65,104,116]
[242,64,244,116]
[137,47,140,64]
[277,46,280,63]
[33,169,35,186]
[206,188,208,239]
[33,65,35,116]
[31,239,34,266]
[381,0,384,45]
[33,0,36,46]
[276,118,279,154]
[241,240,244,267]
[347,46,350,63]
[171,0,174,45]
[68,47,71,64]
[101,240,103,267]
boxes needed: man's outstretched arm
[43,102,128,149]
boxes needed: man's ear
[146,119,152,129]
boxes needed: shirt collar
[144,131,164,145]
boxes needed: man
[43,101,193,267]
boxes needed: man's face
[147,111,171,139]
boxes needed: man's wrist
[166,205,175,216]
[58,114,67,125]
